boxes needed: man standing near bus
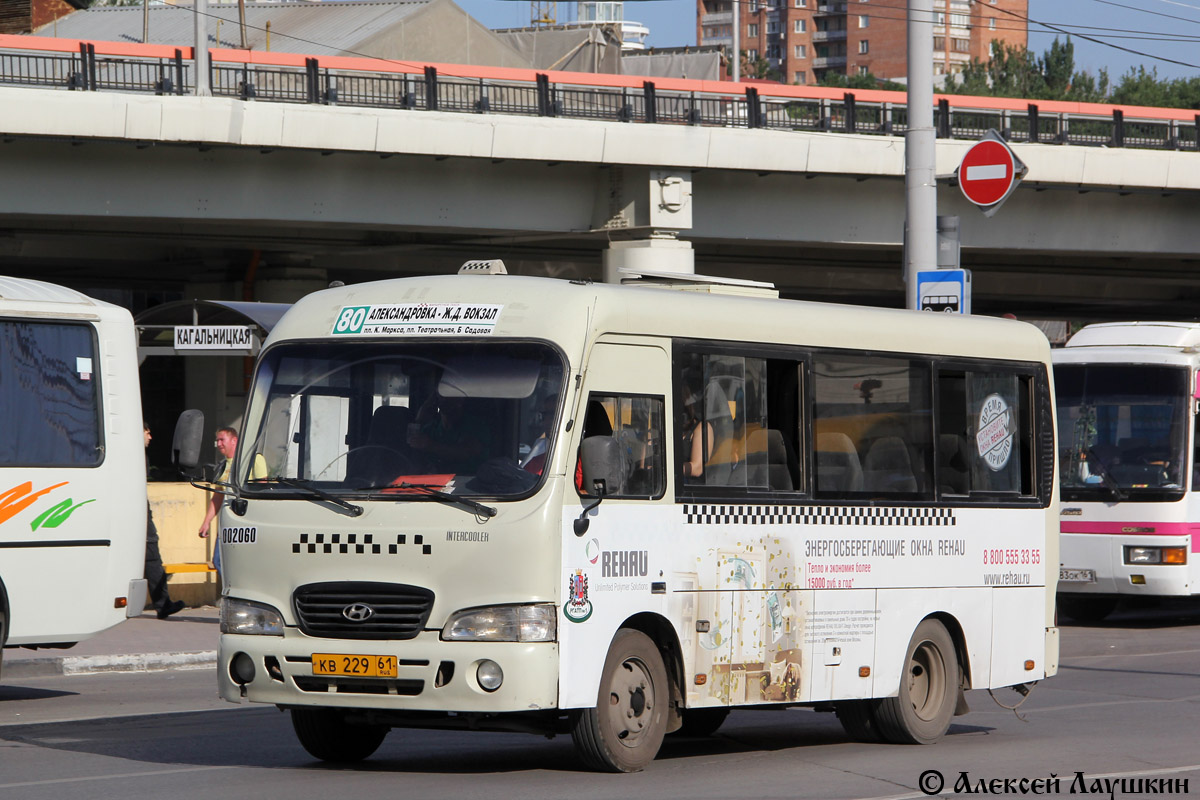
[198,426,267,573]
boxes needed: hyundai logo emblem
[342,603,375,622]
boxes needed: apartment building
[696,0,1027,85]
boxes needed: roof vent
[618,268,778,298]
[458,259,508,275]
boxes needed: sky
[453,0,1200,81]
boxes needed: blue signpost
[916,269,971,315]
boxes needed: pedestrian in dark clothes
[145,422,184,620]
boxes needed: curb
[5,650,218,680]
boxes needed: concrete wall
[150,482,220,607]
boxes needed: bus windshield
[1055,363,1188,502]
[239,340,565,499]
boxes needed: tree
[945,38,1107,103]
[818,71,905,91]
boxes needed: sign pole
[904,0,936,311]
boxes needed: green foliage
[945,37,1109,104]
[1110,66,1200,109]
[818,71,905,91]
[726,51,781,82]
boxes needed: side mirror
[574,436,625,536]
[172,409,204,471]
[580,436,626,496]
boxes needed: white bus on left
[0,277,147,678]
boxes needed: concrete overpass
[2,38,1199,320]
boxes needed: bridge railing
[2,35,1197,152]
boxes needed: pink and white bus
[1054,322,1200,622]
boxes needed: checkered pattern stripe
[292,532,431,556]
[682,504,956,527]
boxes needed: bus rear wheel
[571,629,669,772]
[874,619,958,745]
[290,708,388,762]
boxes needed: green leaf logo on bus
[0,481,95,531]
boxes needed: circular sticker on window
[976,393,1014,471]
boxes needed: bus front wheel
[290,708,388,762]
[874,619,958,745]
[571,628,669,772]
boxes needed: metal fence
[3,43,1198,152]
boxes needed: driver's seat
[350,405,414,486]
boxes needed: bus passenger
[681,380,713,479]
[408,394,489,474]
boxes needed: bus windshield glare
[239,340,565,499]
[1055,363,1188,501]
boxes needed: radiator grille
[293,581,434,640]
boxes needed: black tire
[1058,595,1117,624]
[290,708,388,763]
[835,699,883,743]
[673,707,730,737]
[874,619,959,745]
[571,629,669,772]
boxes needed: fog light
[477,660,503,692]
[1131,574,1146,585]
[230,652,256,685]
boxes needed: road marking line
[0,765,234,790]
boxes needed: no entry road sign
[956,132,1027,215]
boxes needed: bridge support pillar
[602,234,694,284]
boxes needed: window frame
[0,317,105,469]
[577,390,668,501]
[670,339,1052,509]
[672,339,808,504]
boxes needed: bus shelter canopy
[135,299,291,359]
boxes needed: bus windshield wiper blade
[270,477,364,517]
[1085,448,1126,502]
[391,482,497,518]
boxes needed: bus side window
[813,354,933,499]
[1192,414,1200,492]
[579,394,665,499]
[676,351,803,494]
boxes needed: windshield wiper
[360,482,497,519]
[1085,448,1126,502]
[268,477,364,517]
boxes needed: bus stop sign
[917,269,971,315]
[957,131,1027,216]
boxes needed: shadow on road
[0,705,995,775]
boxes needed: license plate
[312,653,398,678]
[1059,568,1097,584]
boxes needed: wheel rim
[607,656,656,748]
[907,639,947,722]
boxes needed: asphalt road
[2,601,1199,800]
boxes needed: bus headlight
[1124,546,1187,565]
[221,598,285,635]
[442,604,557,642]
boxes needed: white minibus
[0,277,147,677]
[216,266,1059,771]
[1054,321,1200,622]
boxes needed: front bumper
[218,629,559,713]
[1059,533,1193,596]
